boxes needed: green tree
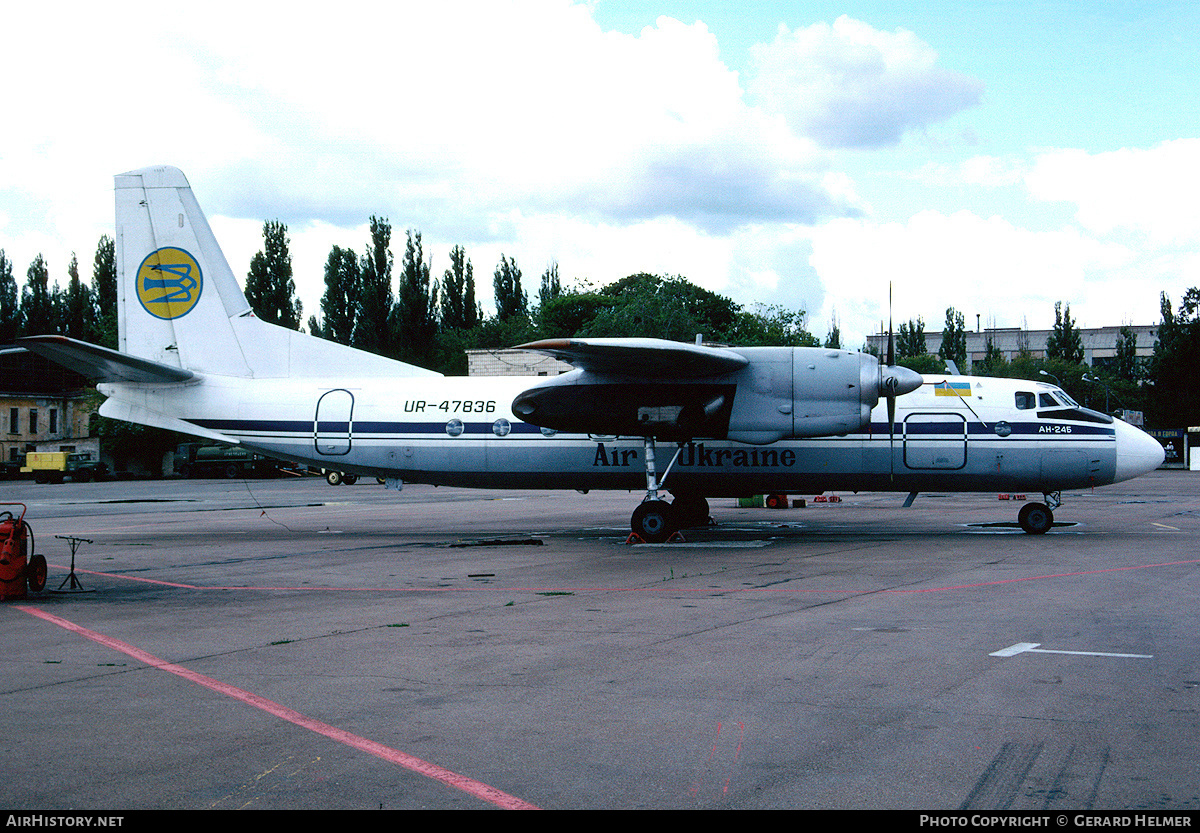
[537,291,613,337]
[729,304,819,347]
[538,261,561,309]
[20,254,54,336]
[824,317,841,349]
[439,245,480,331]
[938,306,967,371]
[896,317,926,359]
[1149,289,1200,427]
[493,254,527,322]
[0,250,18,343]
[1114,325,1138,381]
[1046,301,1084,364]
[594,273,743,341]
[318,245,359,345]
[354,216,394,354]
[392,229,438,364]
[245,220,302,329]
[92,236,117,348]
[64,252,95,341]
[974,336,1007,376]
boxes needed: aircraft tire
[326,471,343,486]
[342,474,358,485]
[632,500,676,543]
[1018,502,1053,535]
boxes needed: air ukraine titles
[592,441,797,469]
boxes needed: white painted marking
[991,641,1152,659]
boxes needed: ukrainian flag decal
[934,381,972,397]
[136,247,203,320]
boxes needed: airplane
[19,166,1165,541]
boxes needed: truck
[174,443,274,479]
[22,451,109,484]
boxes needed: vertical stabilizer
[114,166,441,380]
[115,166,253,376]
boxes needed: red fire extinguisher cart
[1,504,47,600]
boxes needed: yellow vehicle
[22,451,108,484]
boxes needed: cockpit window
[1057,391,1079,407]
[1015,392,1035,410]
[1039,393,1057,408]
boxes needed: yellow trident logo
[136,247,203,320]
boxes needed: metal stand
[52,535,94,593]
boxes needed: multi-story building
[865,323,1158,372]
[0,349,98,468]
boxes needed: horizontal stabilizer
[18,335,195,384]
[99,398,235,444]
[518,337,749,378]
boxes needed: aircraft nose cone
[881,365,924,397]
[1113,418,1165,483]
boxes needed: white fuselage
[99,371,1163,497]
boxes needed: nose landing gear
[1018,491,1061,535]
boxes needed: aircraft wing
[17,335,195,384]
[518,337,749,378]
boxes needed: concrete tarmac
[1,471,1198,810]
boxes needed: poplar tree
[392,229,438,363]
[0,250,18,343]
[245,220,302,329]
[92,235,117,348]
[538,261,561,309]
[492,254,526,321]
[20,254,54,336]
[319,245,360,345]
[1046,301,1084,364]
[939,306,968,371]
[440,245,479,331]
[64,252,95,340]
[897,317,926,359]
[1115,325,1138,381]
[354,216,394,354]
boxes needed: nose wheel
[1017,493,1059,535]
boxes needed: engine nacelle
[724,347,882,444]
[511,345,921,444]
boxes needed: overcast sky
[3,0,1198,348]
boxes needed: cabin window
[1015,392,1035,410]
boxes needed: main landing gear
[629,439,712,542]
[1017,492,1060,535]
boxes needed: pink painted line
[16,606,539,811]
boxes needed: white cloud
[747,16,984,148]
[1025,139,1200,244]
[806,211,1135,344]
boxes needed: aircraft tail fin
[114,166,440,379]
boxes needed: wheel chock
[625,532,646,545]
[666,531,686,543]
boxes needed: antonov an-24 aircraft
[20,166,1165,541]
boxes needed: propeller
[887,284,896,478]
[878,283,923,480]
